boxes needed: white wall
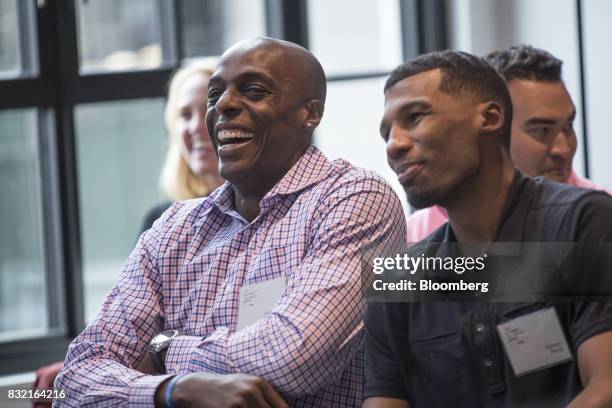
[313,78,407,213]
[447,0,590,180]
[582,0,612,188]
[307,0,402,75]
[309,0,408,213]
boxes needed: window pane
[0,0,37,78]
[313,78,407,214]
[578,0,612,189]
[74,99,166,321]
[180,0,266,58]
[0,0,19,76]
[0,109,48,341]
[76,0,166,73]
[307,0,402,75]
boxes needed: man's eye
[207,89,223,103]
[244,86,268,99]
[528,127,551,140]
[411,113,423,122]
[403,112,425,126]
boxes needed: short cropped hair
[385,50,513,149]
[160,57,219,201]
[485,45,562,82]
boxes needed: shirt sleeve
[164,175,407,396]
[569,192,612,347]
[575,192,612,242]
[570,303,612,349]
[363,301,410,401]
[553,192,612,296]
[53,205,178,408]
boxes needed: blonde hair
[160,57,220,201]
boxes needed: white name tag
[236,277,285,332]
[497,307,572,377]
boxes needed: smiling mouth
[217,129,255,146]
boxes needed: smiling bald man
[54,38,406,408]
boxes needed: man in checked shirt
[54,38,406,408]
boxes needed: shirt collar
[441,170,530,244]
[206,182,231,210]
[206,145,332,215]
[264,145,332,198]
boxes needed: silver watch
[147,329,179,373]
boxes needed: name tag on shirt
[497,307,572,377]
[236,277,285,332]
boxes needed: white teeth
[218,129,254,142]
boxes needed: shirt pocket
[400,304,479,407]
[407,329,465,380]
[404,329,477,407]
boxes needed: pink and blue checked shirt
[55,145,406,407]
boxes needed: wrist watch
[148,329,179,373]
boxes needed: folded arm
[54,208,172,407]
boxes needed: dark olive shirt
[364,172,612,408]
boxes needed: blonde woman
[32,60,223,406]
[140,57,224,232]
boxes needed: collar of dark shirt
[410,171,530,294]
[206,145,333,217]
[433,170,530,258]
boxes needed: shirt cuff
[165,335,204,373]
[128,374,173,408]
[165,329,235,374]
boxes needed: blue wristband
[164,374,184,408]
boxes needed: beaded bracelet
[164,374,185,408]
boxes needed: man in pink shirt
[406,45,609,243]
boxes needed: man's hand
[154,373,288,408]
[363,397,411,408]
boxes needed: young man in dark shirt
[364,50,612,408]
[405,45,610,243]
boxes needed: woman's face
[176,72,219,176]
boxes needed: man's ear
[479,101,504,134]
[302,99,324,130]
